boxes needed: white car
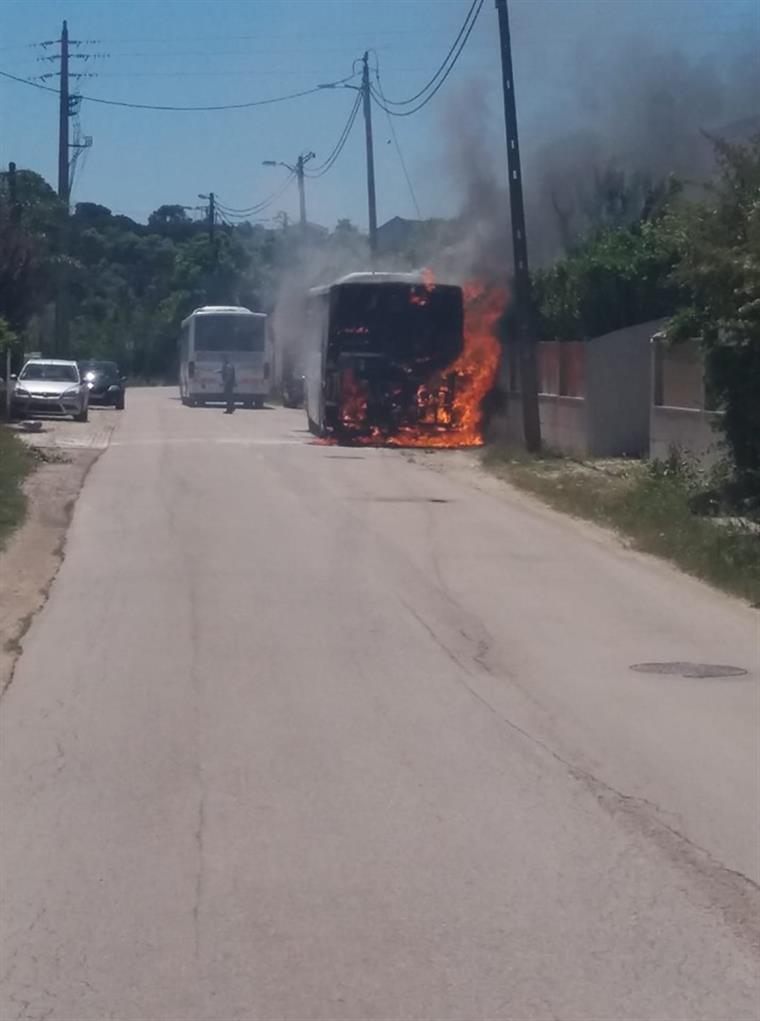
[12,359,89,422]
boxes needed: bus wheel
[254,397,265,410]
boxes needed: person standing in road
[221,357,236,414]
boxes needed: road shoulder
[0,448,100,695]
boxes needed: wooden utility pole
[361,51,378,256]
[495,0,541,452]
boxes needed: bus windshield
[331,283,463,367]
[195,315,265,353]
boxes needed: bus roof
[181,305,267,327]
[308,272,459,297]
[189,305,266,317]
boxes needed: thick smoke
[430,29,758,266]
[523,37,760,261]
[270,230,369,382]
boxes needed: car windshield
[20,363,79,383]
[78,361,119,377]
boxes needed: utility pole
[6,162,19,414]
[495,0,541,453]
[198,193,215,239]
[296,154,308,231]
[55,20,71,356]
[57,19,69,204]
[361,51,378,257]
[8,162,19,225]
[263,152,315,234]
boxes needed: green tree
[664,135,760,492]
[533,220,681,340]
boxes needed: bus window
[195,316,266,353]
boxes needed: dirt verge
[0,449,100,695]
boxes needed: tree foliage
[532,219,681,340]
[0,174,369,380]
[663,135,760,490]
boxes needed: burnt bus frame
[304,277,464,439]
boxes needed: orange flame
[335,277,506,448]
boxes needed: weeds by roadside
[483,445,760,605]
[0,427,34,549]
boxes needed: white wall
[650,407,725,464]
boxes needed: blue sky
[0,0,757,229]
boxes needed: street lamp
[262,152,315,229]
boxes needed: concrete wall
[489,393,588,456]
[585,319,662,457]
[650,339,725,464]
[492,320,662,457]
[650,407,725,464]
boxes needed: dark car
[78,360,126,410]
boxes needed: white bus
[178,305,270,408]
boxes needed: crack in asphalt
[398,595,760,948]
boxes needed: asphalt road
[1,389,758,1021]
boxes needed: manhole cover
[630,662,748,678]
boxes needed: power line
[371,0,479,108]
[0,67,352,111]
[370,0,485,117]
[373,72,421,218]
[216,173,296,217]
[304,92,362,179]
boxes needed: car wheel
[254,397,265,409]
[115,394,125,410]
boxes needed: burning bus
[303,272,469,443]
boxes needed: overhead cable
[304,91,362,179]
[370,0,484,117]
[370,0,479,108]
[373,72,421,217]
[0,67,352,111]
[216,173,296,217]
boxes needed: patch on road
[630,662,749,679]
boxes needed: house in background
[376,216,420,255]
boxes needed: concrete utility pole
[57,19,70,205]
[361,51,378,256]
[495,0,541,453]
[198,193,215,239]
[54,21,71,356]
[8,161,19,225]
[263,152,315,232]
[295,154,309,230]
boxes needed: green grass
[483,445,760,605]
[0,427,33,550]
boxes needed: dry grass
[0,427,33,550]
[483,445,760,605]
